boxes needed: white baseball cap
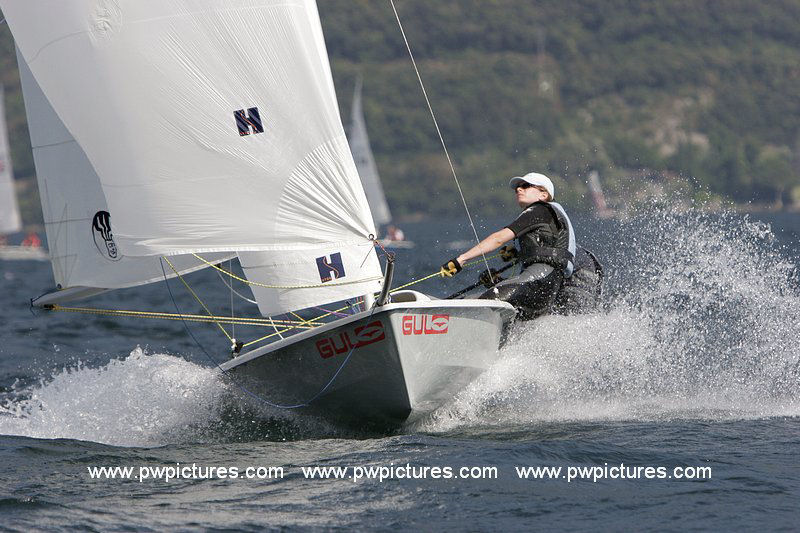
[508,172,555,199]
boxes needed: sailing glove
[499,245,518,262]
[439,258,462,277]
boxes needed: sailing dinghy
[348,76,415,250]
[3,0,515,428]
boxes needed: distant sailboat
[587,170,615,219]
[348,76,414,249]
[0,84,47,261]
[4,0,514,429]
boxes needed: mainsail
[0,85,22,237]
[17,51,231,301]
[3,0,383,315]
[349,76,391,226]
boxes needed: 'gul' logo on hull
[401,314,450,335]
[317,320,385,359]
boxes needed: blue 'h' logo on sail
[234,107,264,136]
[316,252,346,283]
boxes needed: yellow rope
[389,270,442,292]
[388,254,501,293]
[192,253,382,290]
[242,301,356,348]
[48,305,316,328]
[242,325,296,347]
[46,252,504,350]
[164,257,233,342]
[290,310,320,327]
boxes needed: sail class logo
[234,107,264,136]
[316,252,346,283]
[317,320,386,359]
[91,210,121,261]
[401,314,450,335]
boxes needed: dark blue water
[1,207,799,531]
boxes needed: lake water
[1,205,799,531]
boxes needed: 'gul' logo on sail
[316,252,346,283]
[91,210,121,262]
[234,107,264,136]
[317,320,386,359]
[401,314,450,335]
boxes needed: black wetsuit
[479,202,602,319]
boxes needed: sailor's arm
[457,228,515,265]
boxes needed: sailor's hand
[479,268,502,288]
[439,258,462,277]
[499,245,518,262]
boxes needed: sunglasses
[516,183,545,191]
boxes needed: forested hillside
[3,1,800,223]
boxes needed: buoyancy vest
[516,201,576,277]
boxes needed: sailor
[21,231,42,248]
[440,172,602,319]
[385,225,405,242]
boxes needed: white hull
[0,245,48,261]
[222,295,515,428]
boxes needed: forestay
[0,85,22,237]
[17,52,232,300]
[2,0,383,315]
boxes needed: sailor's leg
[479,263,563,320]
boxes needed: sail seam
[32,139,75,150]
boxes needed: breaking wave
[422,206,800,431]
[0,347,352,446]
[0,348,231,446]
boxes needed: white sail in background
[587,170,614,218]
[17,52,232,301]
[3,0,382,314]
[0,85,22,236]
[349,76,392,226]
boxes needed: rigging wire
[44,305,315,327]
[268,316,284,340]
[162,256,232,343]
[160,255,378,410]
[216,267,258,304]
[228,258,236,349]
[214,260,286,348]
[389,0,494,279]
